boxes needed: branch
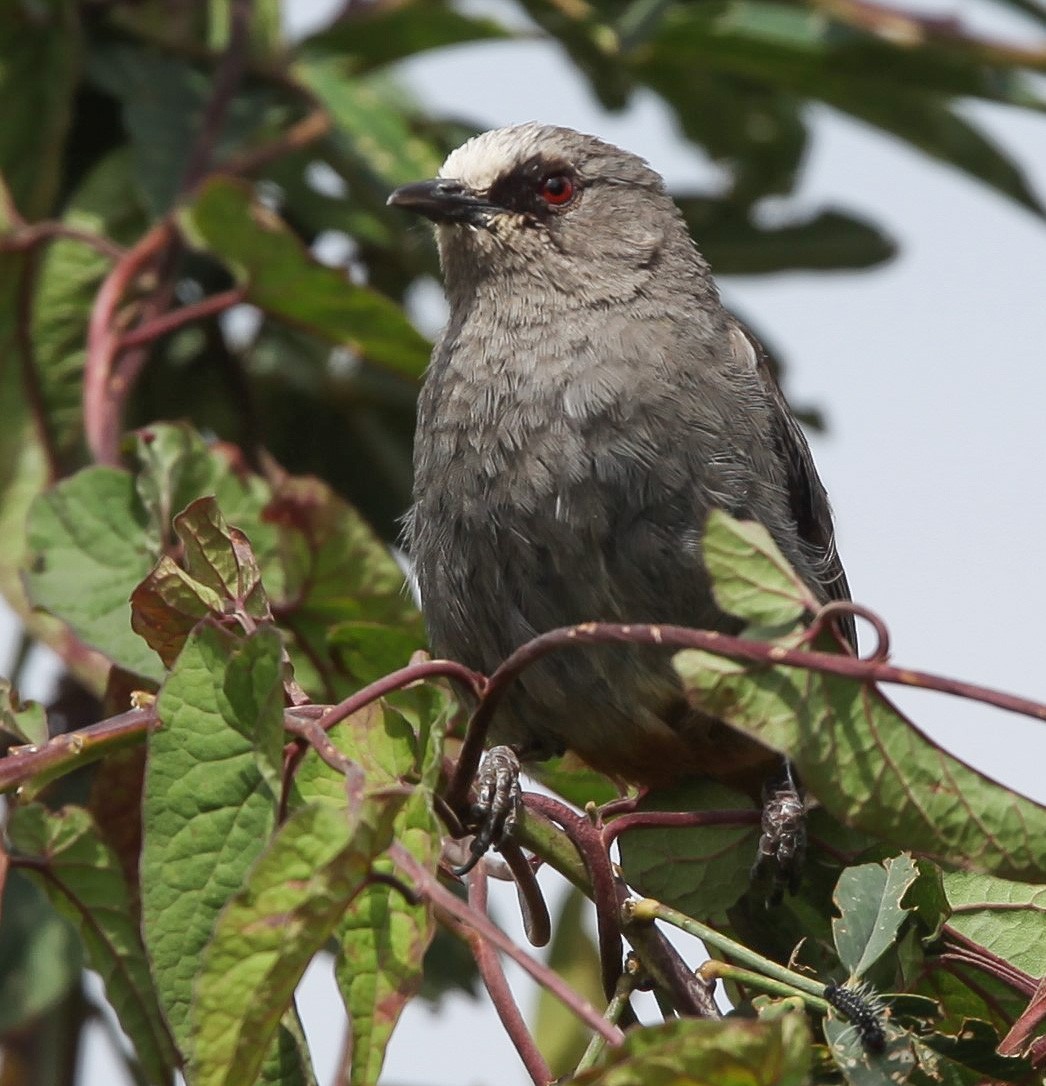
[83,222,173,465]
[464,865,551,1086]
[391,842,624,1047]
[0,707,156,795]
[117,287,247,351]
[179,0,253,193]
[450,619,1046,812]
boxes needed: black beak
[386,179,495,225]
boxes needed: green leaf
[87,42,276,215]
[823,1012,914,1086]
[0,868,82,1033]
[618,780,760,920]
[0,678,48,746]
[292,699,439,1085]
[179,177,432,377]
[8,804,178,1082]
[25,467,162,681]
[919,1017,1031,1082]
[673,647,1046,882]
[0,0,81,218]
[189,795,404,1086]
[300,2,509,72]
[642,4,1046,217]
[571,1013,812,1085]
[141,621,285,1047]
[535,886,605,1078]
[327,621,425,687]
[31,149,145,462]
[131,496,270,667]
[334,789,436,1086]
[297,61,444,186]
[832,855,919,978]
[260,472,423,700]
[703,510,820,626]
[680,203,897,275]
[941,871,1046,979]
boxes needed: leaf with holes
[832,855,919,978]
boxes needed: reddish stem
[314,659,485,735]
[0,707,156,794]
[447,618,1046,812]
[466,866,552,1086]
[83,222,173,465]
[391,842,624,1046]
[117,287,247,351]
[500,841,552,948]
[1,222,125,260]
[602,808,761,852]
[525,793,625,1000]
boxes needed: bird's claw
[452,745,522,876]
[751,760,807,905]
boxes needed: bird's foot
[751,760,806,905]
[452,744,522,876]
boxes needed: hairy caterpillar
[824,982,887,1054]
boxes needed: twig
[391,842,624,1047]
[574,971,637,1075]
[939,925,1036,995]
[1,222,125,260]
[0,707,156,794]
[117,287,247,351]
[602,808,760,851]
[448,620,1046,812]
[465,865,552,1086]
[626,897,828,1001]
[500,840,552,948]
[179,0,253,193]
[698,960,831,1015]
[525,793,624,1000]
[315,659,485,734]
[219,109,332,178]
[83,222,173,465]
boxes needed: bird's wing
[730,322,856,650]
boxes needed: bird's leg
[751,758,807,905]
[451,744,523,876]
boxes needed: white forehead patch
[439,122,557,191]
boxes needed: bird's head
[388,123,708,309]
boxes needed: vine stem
[626,897,828,1000]
[699,961,831,1014]
[574,972,637,1075]
[446,618,1046,812]
[83,222,173,465]
[390,842,625,1047]
[465,865,552,1086]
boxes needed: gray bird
[390,123,851,793]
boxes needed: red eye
[539,174,575,206]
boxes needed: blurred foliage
[1,0,1045,1083]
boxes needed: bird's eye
[538,174,575,206]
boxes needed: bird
[389,123,852,796]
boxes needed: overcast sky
[7,1,1044,1083]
